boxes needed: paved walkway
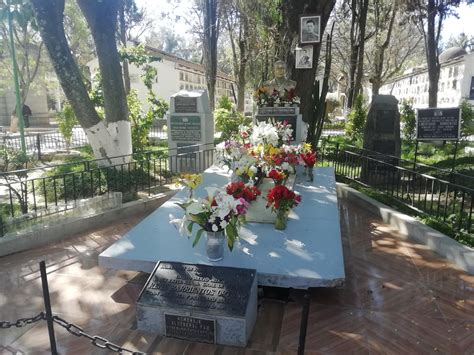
[0,197,473,354]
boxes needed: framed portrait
[295,46,313,69]
[299,15,321,44]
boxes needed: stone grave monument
[255,61,306,143]
[167,90,214,172]
[361,95,400,183]
[137,261,257,347]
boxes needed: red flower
[226,181,261,202]
[268,169,286,185]
[300,151,317,168]
[266,185,301,212]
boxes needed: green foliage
[0,146,29,172]
[214,108,252,142]
[400,99,416,143]
[128,90,152,153]
[345,95,367,141]
[217,96,233,110]
[89,73,105,119]
[56,103,78,150]
[460,100,474,140]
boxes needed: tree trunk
[353,0,369,101]
[347,0,358,109]
[426,0,439,108]
[237,15,248,112]
[31,0,132,166]
[280,0,336,129]
[119,0,131,95]
[203,0,219,111]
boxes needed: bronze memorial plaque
[165,314,215,343]
[175,96,197,113]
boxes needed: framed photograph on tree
[299,15,320,44]
[295,46,313,69]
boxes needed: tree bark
[119,0,131,95]
[31,0,132,165]
[426,0,440,108]
[202,0,219,111]
[280,0,336,130]
[353,0,369,101]
[30,0,101,128]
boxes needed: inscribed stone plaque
[165,314,215,343]
[255,115,297,141]
[175,96,197,113]
[170,116,201,141]
[375,109,396,133]
[258,107,297,115]
[138,262,254,317]
[417,108,460,140]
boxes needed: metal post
[36,133,41,160]
[6,0,26,154]
[297,291,310,355]
[412,140,419,173]
[450,140,459,184]
[39,261,58,355]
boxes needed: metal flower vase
[206,230,225,261]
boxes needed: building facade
[87,44,236,111]
[379,47,474,108]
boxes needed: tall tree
[31,0,132,165]
[201,0,220,110]
[406,0,462,107]
[346,0,370,109]
[278,0,337,142]
[0,0,44,103]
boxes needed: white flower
[187,201,204,215]
[249,165,258,174]
[220,220,228,229]
[212,224,219,232]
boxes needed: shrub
[217,95,233,110]
[56,103,78,150]
[345,95,367,141]
[214,108,252,142]
[460,100,474,140]
[400,99,416,143]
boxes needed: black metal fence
[0,144,215,236]
[319,140,473,235]
[0,124,168,159]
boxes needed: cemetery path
[0,198,473,354]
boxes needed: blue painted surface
[99,166,345,289]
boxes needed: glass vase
[274,210,287,230]
[306,166,314,182]
[205,230,225,261]
[188,187,194,200]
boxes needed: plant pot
[274,210,287,230]
[206,230,225,261]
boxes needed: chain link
[0,312,45,329]
[52,316,144,354]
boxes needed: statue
[263,60,296,94]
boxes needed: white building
[379,47,474,108]
[87,44,237,110]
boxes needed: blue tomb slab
[99,167,345,289]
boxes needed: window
[449,67,453,77]
[179,72,184,81]
[452,79,457,90]
[470,77,474,100]
[453,66,459,77]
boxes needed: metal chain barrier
[0,312,144,354]
[0,312,45,329]
[52,315,145,354]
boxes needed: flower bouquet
[300,147,317,182]
[266,185,301,230]
[177,187,248,260]
[177,173,203,200]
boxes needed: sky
[136,0,474,46]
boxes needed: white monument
[167,90,214,172]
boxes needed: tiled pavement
[0,197,473,354]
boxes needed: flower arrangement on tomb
[253,87,301,107]
[299,144,317,181]
[226,181,261,203]
[177,173,203,199]
[268,169,287,185]
[266,185,301,230]
[177,187,248,251]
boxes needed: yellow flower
[303,143,312,153]
[178,173,202,189]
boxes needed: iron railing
[319,140,473,235]
[0,144,215,236]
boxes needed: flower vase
[206,230,225,261]
[274,210,287,230]
[306,166,314,182]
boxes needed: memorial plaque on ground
[137,262,258,347]
[174,96,197,113]
[170,116,201,141]
[255,115,297,140]
[417,107,460,140]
